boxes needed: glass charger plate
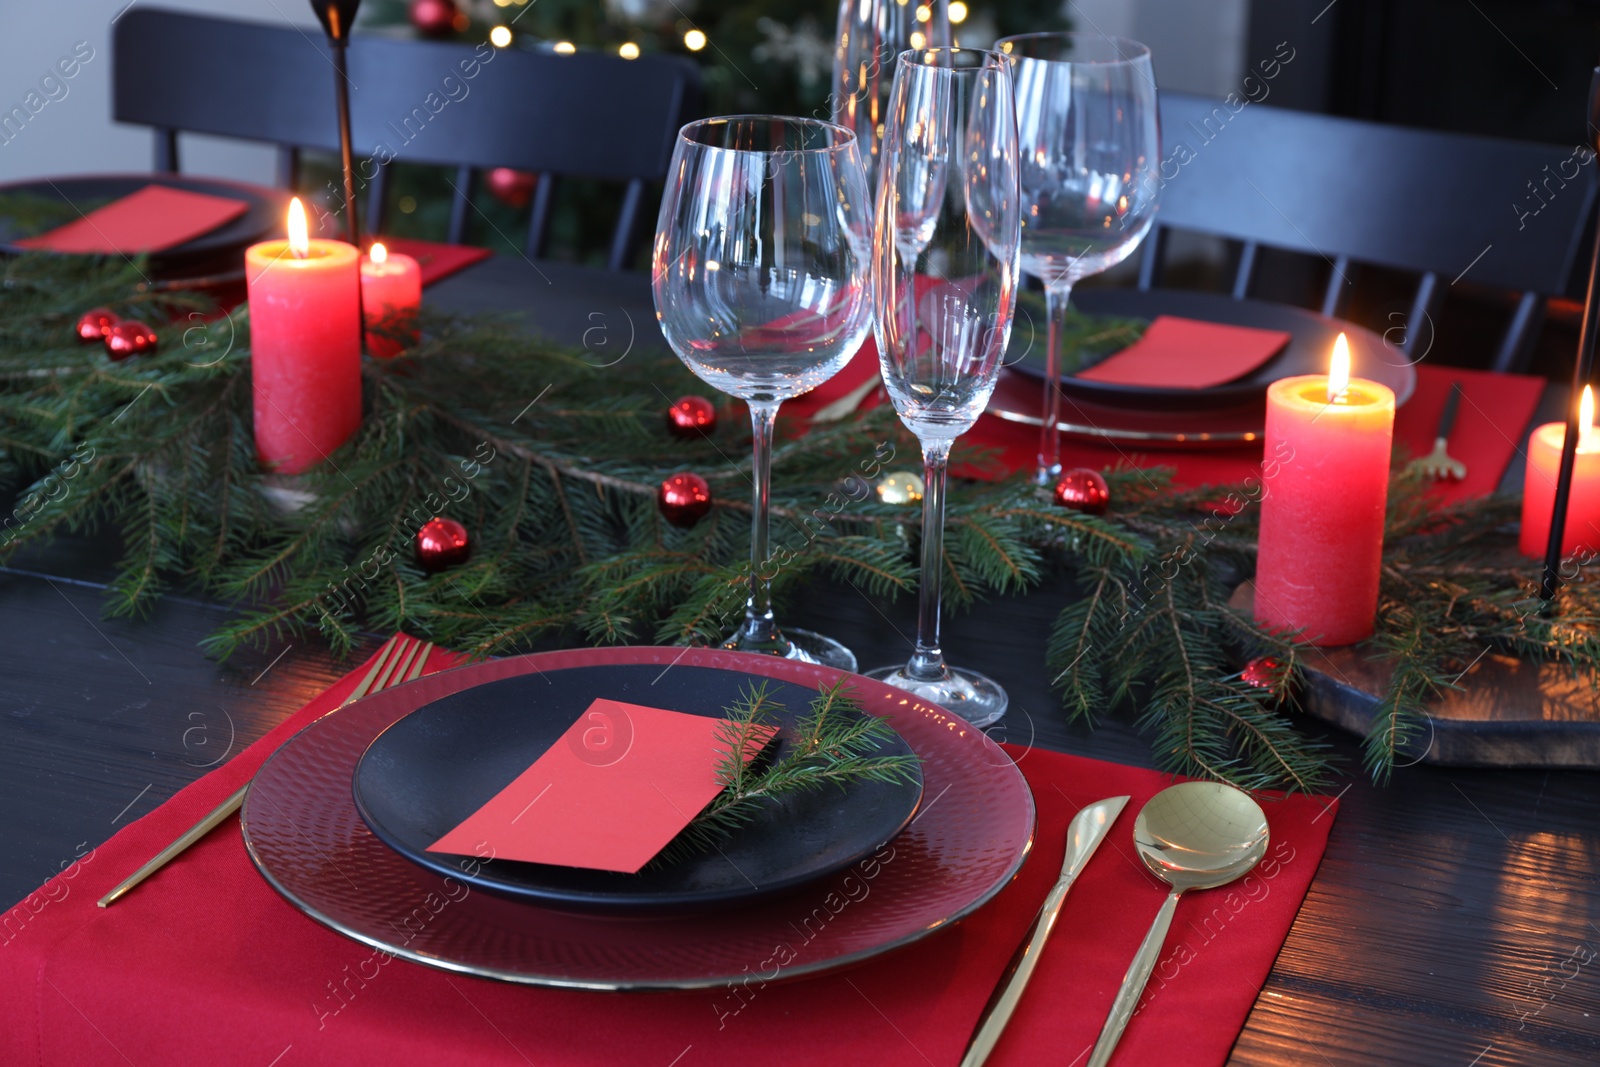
[242,646,1035,990]
[352,664,924,913]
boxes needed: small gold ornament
[875,471,925,506]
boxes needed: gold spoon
[1086,781,1270,1067]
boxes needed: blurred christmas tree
[335,0,1069,265]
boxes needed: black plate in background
[1008,288,1412,411]
[0,174,286,276]
[353,664,924,914]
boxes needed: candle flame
[1582,385,1595,449]
[1327,332,1350,402]
[287,198,309,259]
[370,241,388,265]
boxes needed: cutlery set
[963,782,1270,1067]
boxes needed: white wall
[0,0,318,185]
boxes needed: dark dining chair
[1140,91,1598,371]
[110,7,703,270]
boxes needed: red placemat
[794,341,1545,495]
[381,236,493,288]
[15,185,249,254]
[0,639,1337,1067]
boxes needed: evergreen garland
[4,255,1595,793]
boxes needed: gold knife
[959,794,1131,1067]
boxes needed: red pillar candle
[360,241,422,357]
[1254,334,1396,646]
[1520,385,1600,558]
[246,198,362,474]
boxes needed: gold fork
[1409,381,1467,481]
[98,634,433,907]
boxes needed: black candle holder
[311,0,363,249]
[1540,65,1600,601]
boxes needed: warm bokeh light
[684,29,707,51]
[489,25,512,47]
[370,242,388,265]
[1328,332,1350,402]
[287,197,309,258]
[909,30,926,49]
[914,4,931,19]
[619,41,640,59]
[553,40,576,54]
[949,0,969,22]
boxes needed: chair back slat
[111,7,702,269]
[1136,225,1165,291]
[1321,255,1354,317]
[1403,272,1442,358]
[1231,240,1259,300]
[526,174,557,260]
[446,165,475,246]
[1494,291,1545,373]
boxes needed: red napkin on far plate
[16,185,249,254]
[1075,315,1291,388]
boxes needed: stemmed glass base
[723,626,858,672]
[864,663,1008,728]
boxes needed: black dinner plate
[352,664,924,914]
[0,173,286,275]
[1007,288,1408,411]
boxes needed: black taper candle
[1540,66,1600,600]
[312,1,363,248]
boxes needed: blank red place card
[427,699,777,873]
[1074,315,1292,389]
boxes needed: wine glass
[652,116,874,672]
[993,32,1160,485]
[866,48,1022,727]
[832,0,951,201]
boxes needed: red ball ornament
[105,320,157,360]
[1241,656,1284,691]
[1052,467,1110,515]
[666,395,717,438]
[658,471,712,528]
[76,307,119,343]
[415,516,472,572]
[409,0,464,37]
[485,167,537,209]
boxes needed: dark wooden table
[2,257,1597,1067]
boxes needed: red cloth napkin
[16,185,249,254]
[0,639,1337,1067]
[1075,315,1290,388]
[381,236,493,288]
[1394,364,1544,504]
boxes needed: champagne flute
[652,116,874,671]
[832,0,951,200]
[866,48,1022,727]
[994,32,1160,485]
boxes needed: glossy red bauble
[105,320,157,360]
[415,516,472,573]
[1241,656,1284,691]
[76,307,119,343]
[409,0,464,37]
[1052,467,1110,515]
[658,471,712,528]
[666,395,716,438]
[485,167,538,209]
